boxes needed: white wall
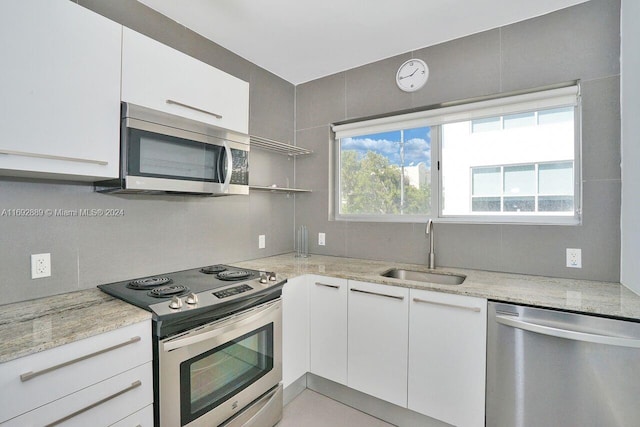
[620,0,640,293]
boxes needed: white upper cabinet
[0,0,122,180]
[347,280,409,407]
[121,28,249,134]
[308,275,348,385]
[408,289,487,427]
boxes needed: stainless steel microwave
[96,102,249,196]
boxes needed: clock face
[396,59,429,92]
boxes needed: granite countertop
[236,253,640,321]
[4,253,640,364]
[0,288,151,363]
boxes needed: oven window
[180,324,274,425]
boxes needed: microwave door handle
[222,141,233,192]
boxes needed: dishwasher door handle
[496,315,640,348]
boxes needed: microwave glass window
[180,324,273,425]
[139,136,210,179]
[129,129,229,183]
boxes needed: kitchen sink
[381,268,466,285]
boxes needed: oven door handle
[162,300,280,352]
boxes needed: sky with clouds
[341,127,431,167]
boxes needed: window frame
[331,84,582,225]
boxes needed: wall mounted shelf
[250,185,312,194]
[250,135,312,156]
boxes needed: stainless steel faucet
[426,220,435,269]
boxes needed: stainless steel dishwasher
[486,302,640,427]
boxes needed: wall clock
[396,59,429,92]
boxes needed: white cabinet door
[408,289,487,427]
[308,275,348,385]
[347,280,409,407]
[121,28,249,134]
[0,0,121,180]
[282,276,309,387]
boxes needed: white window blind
[332,85,579,139]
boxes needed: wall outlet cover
[31,253,51,279]
[318,232,326,246]
[258,235,266,249]
[566,248,582,268]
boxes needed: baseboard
[305,373,452,427]
[283,373,307,406]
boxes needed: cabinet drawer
[2,362,152,427]
[122,28,249,134]
[0,320,151,423]
[109,403,153,427]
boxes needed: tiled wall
[0,0,295,303]
[295,0,621,282]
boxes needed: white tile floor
[278,389,394,427]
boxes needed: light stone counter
[4,253,640,363]
[0,288,151,363]
[236,253,640,321]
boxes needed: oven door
[158,299,282,427]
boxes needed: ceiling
[137,0,589,85]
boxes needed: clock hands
[398,67,420,80]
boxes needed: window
[336,127,432,220]
[332,85,581,224]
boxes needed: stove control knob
[268,272,277,281]
[169,296,183,310]
[185,293,199,305]
[259,274,268,284]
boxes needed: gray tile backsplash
[345,53,413,119]
[412,29,502,107]
[3,0,623,305]
[580,76,621,181]
[500,0,620,92]
[0,1,295,304]
[295,0,622,283]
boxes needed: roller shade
[332,85,579,139]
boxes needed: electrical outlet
[566,248,582,268]
[318,232,326,246]
[258,235,266,249]
[31,253,51,279]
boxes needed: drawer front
[2,362,152,427]
[109,403,153,427]
[0,320,151,423]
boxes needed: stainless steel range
[98,264,285,427]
